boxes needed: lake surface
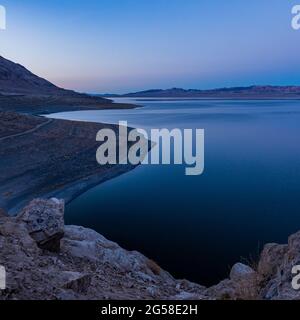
[49,99,300,286]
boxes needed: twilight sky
[0,0,300,93]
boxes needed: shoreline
[0,101,139,116]
[111,96,300,100]
[128,97,300,102]
[0,109,145,215]
[8,163,139,215]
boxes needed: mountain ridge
[0,55,79,96]
[104,86,300,99]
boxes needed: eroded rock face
[17,198,65,252]
[257,243,288,278]
[258,232,300,300]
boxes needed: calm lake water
[49,99,300,286]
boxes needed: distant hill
[0,55,103,98]
[0,56,67,95]
[112,86,300,99]
[0,56,136,113]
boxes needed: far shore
[129,97,300,101]
[0,97,139,115]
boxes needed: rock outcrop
[257,232,300,300]
[1,198,300,300]
[205,238,300,300]
[17,198,65,252]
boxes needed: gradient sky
[0,0,300,93]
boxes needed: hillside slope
[0,56,135,113]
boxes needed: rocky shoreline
[1,198,300,300]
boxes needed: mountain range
[2,54,300,107]
[108,86,300,99]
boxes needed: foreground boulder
[17,198,65,252]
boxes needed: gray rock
[257,243,287,278]
[230,263,255,281]
[17,198,65,252]
[61,272,92,294]
[206,279,237,300]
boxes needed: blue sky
[0,0,300,93]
